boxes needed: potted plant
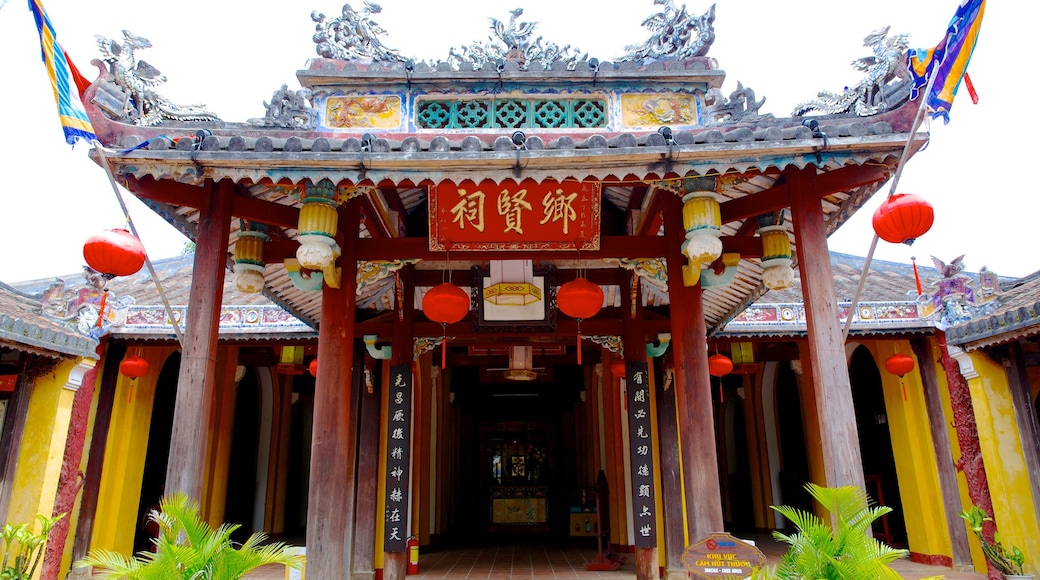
[0,513,64,580]
[959,504,1032,579]
[76,492,303,579]
[751,483,909,579]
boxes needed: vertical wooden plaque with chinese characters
[429,179,601,251]
[626,361,658,548]
[383,364,413,552]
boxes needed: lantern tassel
[901,378,907,401]
[911,256,923,297]
[441,323,448,369]
[576,320,583,365]
[95,290,108,329]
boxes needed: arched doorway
[133,352,180,553]
[774,360,812,519]
[848,345,907,546]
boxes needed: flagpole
[841,67,940,342]
[92,141,185,347]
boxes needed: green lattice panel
[533,100,567,128]
[416,101,451,129]
[494,100,528,128]
[572,100,607,128]
[416,98,608,129]
[456,100,491,128]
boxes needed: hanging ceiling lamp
[557,276,603,364]
[296,178,339,270]
[757,213,795,291]
[234,221,268,294]
[308,358,319,377]
[708,353,733,377]
[83,228,146,279]
[872,193,934,245]
[504,346,538,381]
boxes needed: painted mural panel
[621,94,699,127]
[325,95,401,129]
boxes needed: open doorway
[133,352,180,553]
[849,346,907,546]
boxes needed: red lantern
[884,353,915,377]
[871,193,934,245]
[119,354,150,379]
[308,358,319,377]
[557,278,604,320]
[83,228,147,278]
[609,357,626,379]
[422,283,470,325]
[708,353,733,377]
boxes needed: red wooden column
[787,167,865,490]
[663,192,724,542]
[165,179,233,500]
[306,200,361,579]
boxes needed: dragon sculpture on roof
[93,30,220,125]
[793,26,911,117]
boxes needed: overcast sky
[0,0,1033,283]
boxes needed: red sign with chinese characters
[429,179,601,251]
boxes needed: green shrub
[752,483,908,579]
[1,513,64,580]
[77,492,303,580]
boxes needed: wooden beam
[787,167,865,490]
[720,164,890,224]
[128,176,300,229]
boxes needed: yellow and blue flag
[908,0,986,124]
[28,0,96,144]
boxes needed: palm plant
[76,492,303,580]
[752,483,909,579]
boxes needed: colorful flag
[28,0,96,144]
[908,0,986,124]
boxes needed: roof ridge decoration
[793,26,911,117]
[446,7,588,71]
[311,2,407,63]
[921,255,1002,329]
[309,2,718,71]
[619,1,716,64]
[93,30,220,125]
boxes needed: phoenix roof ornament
[620,1,716,64]
[793,26,911,117]
[311,1,406,63]
[93,30,220,125]
[446,8,588,71]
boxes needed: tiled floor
[244,535,988,579]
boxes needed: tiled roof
[0,282,98,359]
[946,270,1040,349]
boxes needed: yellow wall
[866,340,952,560]
[91,347,176,555]
[5,358,92,527]
[963,351,1040,575]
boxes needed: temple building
[1,2,1037,579]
